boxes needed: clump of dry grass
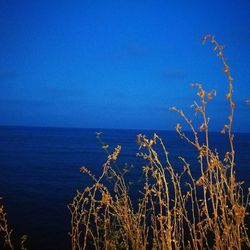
[69,35,250,250]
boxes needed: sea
[0,126,250,250]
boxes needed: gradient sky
[1,0,250,132]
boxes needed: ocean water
[0,126,250,249]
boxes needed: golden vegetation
[0,198,14,249]
[0,198,28,250]
[69,36,250,250]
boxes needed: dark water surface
[0,126,250,249]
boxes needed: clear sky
[1,0,250,132]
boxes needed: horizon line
[0,124,250,134]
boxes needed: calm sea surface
[0,126,250,249]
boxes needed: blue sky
[1,0,250,131]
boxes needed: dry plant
[0,198,14,250]
[0,198,28,250]
[69,35,250,250]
